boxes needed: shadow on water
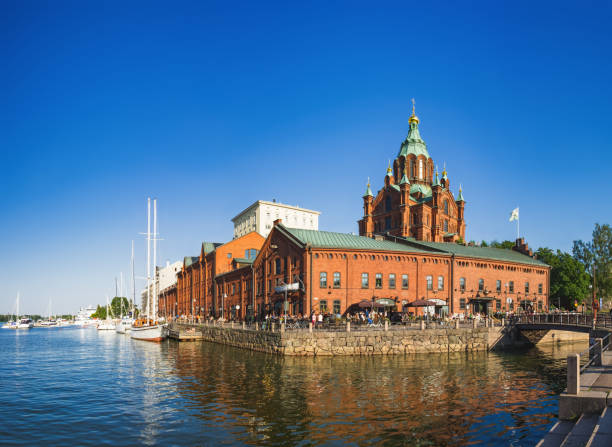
[162,340,587,446]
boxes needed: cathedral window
[444,200,449,214]
[444,220,448,232]
[385,217,391,230]
[419,160,423,179]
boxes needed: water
[0,328,585,446]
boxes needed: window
[231,284,235,295]
[320,272,327,288]
[375,273,383,288]
[227,253,232,259]
[385,217,391,230]
[496,299,501,310]
[538,301,543,311]
[361,273,369,288]
[496,280,501,293]
[333,300,341,314]
[401,274,409,289]
[426,275,433,290]
[460,277,466,292]
[460,298,466,310]
[437,276,444,290]
[333,272,341,288]
[385,196,392,212]
[410,161,415,178]
[509,300,514,310]
[525,282,529,293]
[509,281,514,293]
[275,258,281,274]
[444,220,448,232]
[444,200,449,214]
[538,283,543,294]
[419,159,423,179]
[319,300,328,313]
[389,274,396,289]
[478,279,484,291]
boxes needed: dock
[538,341,612,446]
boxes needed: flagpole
[517,206,519,240]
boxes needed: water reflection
[166,340,587,446]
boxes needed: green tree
[573,223,612,302]
[489,240,515,250]
[90,305,107,320]
[480,240,489,247]
[536,247,591,310]
[110,297,130,318]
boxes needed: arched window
[444,200,449,214]
[419,159,423,179]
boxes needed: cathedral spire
[409,98,419,125]
[432,168,440,187]
[399,166,410,185]
[363,177,373,197]
[457,184,465,202]
[386,160,392,176]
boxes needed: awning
[356,300,384,308]
[376,298,396,306]
[429,299,447,306]
[468,297,495,302]
[406,299,437,307]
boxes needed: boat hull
[130,325,165,342]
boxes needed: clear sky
[2,1,611,314]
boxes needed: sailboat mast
[146,197,151,322]
[16,292,20,319]
[131,240,135,317]
[153,198,157,322]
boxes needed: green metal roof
[184,256,199,267]
[400,238,548,267]
[397,121,430,159]
[399,173,409,185]
[410,183,432,198]
[456,187,465,202]
[233,258,254,264]
[202,241,222,254]
[283,227,433,253]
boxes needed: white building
[231,200,320,239]
[141,260,182,314]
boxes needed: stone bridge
[512,314,612,345]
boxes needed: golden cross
[411,98,415,115]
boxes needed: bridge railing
[511,313,612,328]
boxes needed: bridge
[511,313,612,345]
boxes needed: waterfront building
[359,103,465,242]
[173,232,264,318]
[231,200,320,239]
[160,109,550,320]
[141,260,182,316]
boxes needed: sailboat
[13,293,33,329]
[2,294,18,329]
[116,267,134,334]
[131,198,166,341]
[96,297,115,330]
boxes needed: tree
[573,223,612,302]
[489,240,515,250]
[91,304,107,320]
[480,240,489,247]
[110,296,130,318]
[536,247,591,309]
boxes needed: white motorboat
[115,318,133,334]
[2,321,17,329]
[96,320,115,330]
[17,318,34,329]
[130,198,166,342]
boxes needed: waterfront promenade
[166,318,517,355]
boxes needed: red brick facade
[162,221,549,320]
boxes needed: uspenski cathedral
[359,101,466,242]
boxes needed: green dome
[410,183,432,198]
[398,121,430,159]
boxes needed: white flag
[509,207,519,222]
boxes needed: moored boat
[130,198,166,342]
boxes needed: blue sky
[2,1,611,314]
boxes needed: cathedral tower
[358,101,466,242]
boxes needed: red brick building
[160,109,550,320]
[359,103,465,242]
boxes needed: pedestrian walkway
[537,351,612,447]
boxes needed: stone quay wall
[169,323,507,356]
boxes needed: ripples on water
[0,328,585,446]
